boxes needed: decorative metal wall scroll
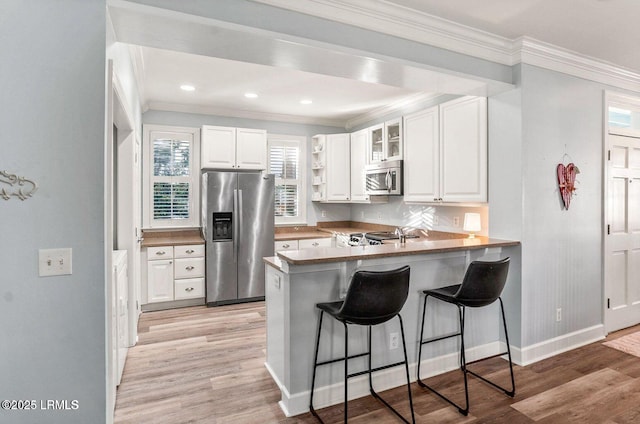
[1,170,38,201]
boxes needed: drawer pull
[185,249,195,254]
[156,251,166,256]
[185,266,195,271]
[185,287,194,292]
[282,244,290,248]
[312,242,319,247]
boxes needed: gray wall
[519,64,606,346]
[0,1,107,423]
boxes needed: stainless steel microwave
[365,160,403,195]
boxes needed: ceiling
[387,0,640,72]
[124,0,640,127]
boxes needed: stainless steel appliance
[365,160,403,195]
[202,171,274,306]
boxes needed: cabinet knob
[282,244,290,248]
[185,249,195,254]
[156,251,166,256]
[312,242,319,247]
[186,266,195,271]
[185,287,194,292]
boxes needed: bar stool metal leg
[309,310,324,420]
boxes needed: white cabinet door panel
[174,257,205,279]
[147,259,174,303]
[350,129,369,202]
[174,244,205,258]
[174,278,205,300]
[275,240,299,251]
[325,133,351,201]
[299,237,333,249]
[236,128,267,169]
[403,106,439,202]
[201,126,236,169]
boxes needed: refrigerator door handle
[238,189,243,260]
[233,189,239,263]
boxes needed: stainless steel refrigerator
[202,171,274,306]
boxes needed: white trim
[254,0,640,94]
[254,0,514,66]
[275,340,503,417]
[147,101,346,128]
[345,92,447,130]
[512,325,606,367]
[142,124,201,229]
[267,134,308,226]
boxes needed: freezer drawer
[175,278,205,300]
[174,257,205,279]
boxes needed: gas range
[348,231,419,246]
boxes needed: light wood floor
[114,303,640,423]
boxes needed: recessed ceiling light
[180,84,195,92]
[300,99,313,105]
[244,92,258,99]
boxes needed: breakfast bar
[263,236,521,417]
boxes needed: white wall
[0,1,107,423]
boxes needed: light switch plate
[39,248,72,277]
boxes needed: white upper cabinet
[403,106,439,202]
[350,129,370,202]
[440,96,487,203]
[201,125,266,170]
[403,96,487,203]
[236,128,268,169]
[325,133,351,201]
[368,119,403,163]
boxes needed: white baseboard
[275,341,503,417]
[511,324,606,366]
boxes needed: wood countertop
[141,229,204,247]
[272,236,519,266]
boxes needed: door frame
[603,90,640,333]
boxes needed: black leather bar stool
[416,257,515,416]
[309,266,415,423]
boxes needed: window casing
[268,134,307,225]
[143,125,200,228]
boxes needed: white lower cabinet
[275,237,333,251]
[145,244,205,305]
[299,237,332,249]
[275,240,299,251]
[147,259,174,303]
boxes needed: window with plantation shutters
[143,126,200,228]
[268,135,307,225]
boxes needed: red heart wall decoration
[557,162,577,210]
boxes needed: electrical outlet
[556,308,562,322]
[453,216,460,227]
[321,210,327,218]
[389,332,399,350]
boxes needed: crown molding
[254,0,640,92]
[147,101,347,128]
[345,92,446,130]
[254,0,514,65]
[514,37,640,93]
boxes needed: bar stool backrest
[453,258,510,308]
[339,265,411,325]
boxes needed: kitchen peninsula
[264,235,520,417]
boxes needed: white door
[403,106,439,202]
[350,129,369,202]
[440,96,487,202]
[236,128,267,169]
[325,133,351,201]
[201,125,236,169]
[147,260,174,303]
[605,133,640,331]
